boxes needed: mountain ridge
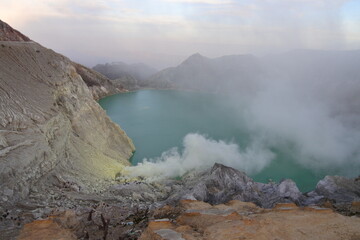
[93,61,158,90]
[0,20,31,41]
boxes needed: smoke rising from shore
[125,133,274,180]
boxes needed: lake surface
[99,90,326,192]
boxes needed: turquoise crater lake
[100,90,328,192]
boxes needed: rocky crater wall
[0,40,135,202]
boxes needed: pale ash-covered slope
[0,40,135,201]
[0,20,126,101]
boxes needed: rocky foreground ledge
[3,163,359,239]
[140,200,360,240]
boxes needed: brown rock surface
[17,218,76,240]
[140,200,360,240]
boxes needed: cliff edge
[0,20,135,203]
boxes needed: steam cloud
[125,133,274,180]
[244,78,360,170]
[240,51,360,174]
[126,50,360,180]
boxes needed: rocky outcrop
[73,62,125,99]
[18,198,360,240]
[4,163,359,239]
[165,163,303,208]
[14,199,153,240]
[172,164,359,211]
[140,200,360,240]
[0,20,30,41]
[17,216,77,240]
[0,22,135,204]
[110,164,360,215]
[111,163,360,213]
[303,175,360,214]
[314,175,360,203]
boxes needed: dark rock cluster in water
[114,163,360,211]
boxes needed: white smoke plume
[125,133,274,180]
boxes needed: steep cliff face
[73,62,126,100]
[0,28,134,202]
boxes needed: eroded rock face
[140,200,360,240]
[73,62,126,100]
[0,34,134,202]
[314,175,360,203]
[302,175,360,214]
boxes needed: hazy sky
[1,0,360,69]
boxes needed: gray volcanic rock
[166,163,303,208]
[315,176,360,202]
[112,163,359,211]
[166,164,359,211]
[303,175,360,210]
[0,22,135,204]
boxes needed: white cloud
[0,0,358,67]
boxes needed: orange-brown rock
[17,218,76,240]
[17,210,81,240]
[351,201,360,213]
[140,200,360,240]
